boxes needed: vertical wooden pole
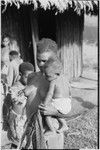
[30,9,39,72]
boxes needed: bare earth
[64,107,98,149]
[1,78,98,149]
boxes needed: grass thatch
[1,0,98,15]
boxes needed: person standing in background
[1,35,22,74]
[7,51,22,87]
[1,34,11,75]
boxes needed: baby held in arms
[43,58,71,135]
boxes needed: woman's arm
[38,103,68,118]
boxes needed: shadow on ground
[73,96,96,109]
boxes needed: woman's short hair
[37,38,57,54]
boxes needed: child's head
[44,58,62,81]
[19,62,34,85]
[9,50,19,61]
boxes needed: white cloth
[1,64,9,75]
[10,109,27,139]
[1,83,5,122]
[51,98,71,115]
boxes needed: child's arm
[44,81,55,105]
[17,86,33,98]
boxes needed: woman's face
[37,52,55,72]
[2,37,10,47]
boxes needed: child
[7,62,34,143]
[43,58,71,135]
[7,51,22,87]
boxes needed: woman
[37,39,71,149]
[19,38,71,149]
[37,38,71,118]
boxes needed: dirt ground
[64,77,98,149]
[1,77,98,149]
[64,107,98,149]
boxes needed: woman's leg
[45,116,56,136]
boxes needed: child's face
[45,72,58,81]
[21,71,33,85]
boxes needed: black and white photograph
[0,0,99,149]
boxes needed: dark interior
[38,9,56,41]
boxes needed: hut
[1,0,98,80]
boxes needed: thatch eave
[1,0,98,15]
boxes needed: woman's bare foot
[56,124,68,133]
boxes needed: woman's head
[37,38,58,72]
[19,62,34,85]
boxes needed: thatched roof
[1,0,98,15]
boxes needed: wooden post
[30,9,39,72]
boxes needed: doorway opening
[38,9,56,42]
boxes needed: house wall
[56,10,84,80]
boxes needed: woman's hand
[18,89,25,96]
[38,103,58,116]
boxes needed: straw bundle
[1,0,98,15]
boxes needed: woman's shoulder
[27,71,43,85]
[29,71,42,77]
